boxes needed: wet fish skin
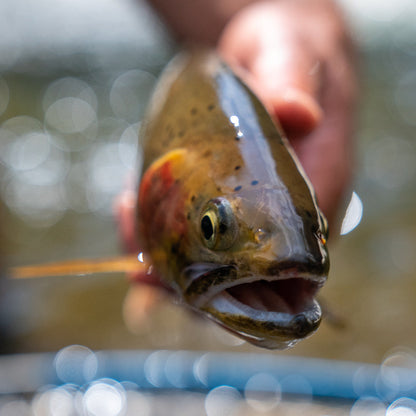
[136,50,329,349]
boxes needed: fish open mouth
[183,266,326,349]
[225,278,320,316]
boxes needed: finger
[219,5,323,137]
[247,34,323,137]
[114,189,164,286]
[114,188,139,253]
[123,284,166,332]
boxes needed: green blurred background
[0,0,416,368]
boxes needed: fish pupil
[201,215,214,240]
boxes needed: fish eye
[200,198,238,250]
[201,213,214,240]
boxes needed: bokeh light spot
[165,351,195,388]
[32,387,76,416]
[387,398,416,416]
[341,191,363,235]
[143,350,170,388]
[83,379,126,416]
[2,178,66,228]
[54,345,98,384]
[118,122,140,170]
[204,385,242,416]
[349,396,386,416]
[109,70,155,122]
[42,77,98,113]
[8,132,51,171]
[244,373,281,412]
[45,97,96,134]
[381,348,416,391]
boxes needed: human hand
[218,0,357,229]
[115,187,168,326]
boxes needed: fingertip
[123,284,164,331]
[114,189,139,254]
[127,269,163,286]
[271,88,323,137]
[113,189,135,219]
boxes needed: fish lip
[202,289,323,347]
[182,264,326,348]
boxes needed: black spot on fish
[219,223,227,234]
[191,195,196,202]
[251,180,259,186]
[234,165,241,170]
[207,104,215,111]
[187,212,191,220]
[234,185,242,191]
[171,242,180,255]
[191,108,198,115]
[235,136,240,141]
[216,187,221,192]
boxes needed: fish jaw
[202,283,322,349]
[181,264,326,349]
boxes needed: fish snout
[266,251,329,281]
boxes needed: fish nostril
[254,228,267,244]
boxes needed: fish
[10,50,329,349]
[135,50,329,349]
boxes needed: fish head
[136,50,330,349]
[137,149,329,350]
[180,186,329,349]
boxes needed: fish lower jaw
[192,276,324,349]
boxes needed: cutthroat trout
[137,51,329,349]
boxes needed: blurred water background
[1,0,416,414]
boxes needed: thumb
[219,5,323,137]
[249,41,323,137]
